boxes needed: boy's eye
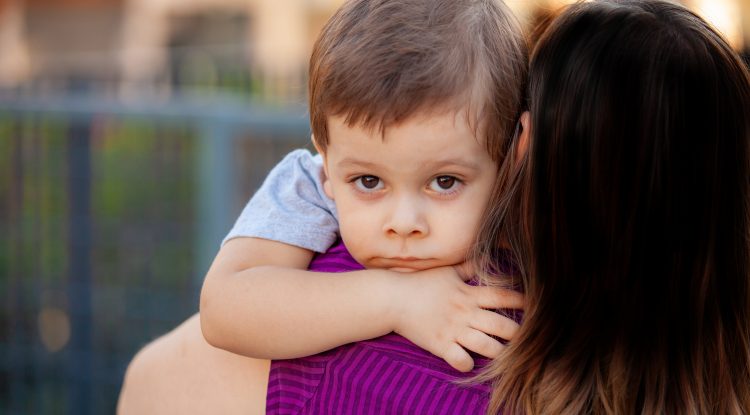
[429,176,461,193]
[354,175,383,191]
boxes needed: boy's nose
[383,197,428,238]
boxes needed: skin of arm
[200,237,403,360]
[200,237,523,371]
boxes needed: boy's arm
[199,237,401,359]
[200,236,523,371]
[202,148,399,359]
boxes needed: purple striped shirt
[266,239,492,414]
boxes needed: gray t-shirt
[222,149,339,253]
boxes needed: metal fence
[0,95,311,414]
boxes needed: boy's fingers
[472,286,524,310]
[470,309,520,341]
[457,328,504,359]
[441,343,474,373]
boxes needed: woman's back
[267,240,492,414]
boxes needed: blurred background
[0,0,748,413]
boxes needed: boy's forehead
[319,112,496,171]
[326,108,487,143]
[322,111,498,176]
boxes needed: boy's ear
[516,111,531,165]
[312,135,335,200]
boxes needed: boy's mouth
[390,256,421,261]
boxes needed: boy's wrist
[365,268,406,334]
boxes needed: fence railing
[0,94,311,414]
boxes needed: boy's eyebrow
[423,158,483,172]
[337,157,482,172]
[336,158,380,170]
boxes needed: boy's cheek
[323,178,334,200]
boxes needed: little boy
[201,0,527,371]
[119,0,528,413]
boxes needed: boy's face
[319,112,498,271]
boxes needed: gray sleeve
[222,149,339,253]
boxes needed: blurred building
[118,0,345,100]
[0,0,746,100]
[0,0,346,101]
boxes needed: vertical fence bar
[5,119,26,414]
[194,121,235,305]
[66,119,92,415]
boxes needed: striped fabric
[266,239,492,414]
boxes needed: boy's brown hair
[309,0,527,162]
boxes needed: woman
[476,0,750,412]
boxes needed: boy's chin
[387,267,420,273]
[360,255,463,272]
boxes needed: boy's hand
[391,264,523,373]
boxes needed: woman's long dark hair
[475,1,750,413]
